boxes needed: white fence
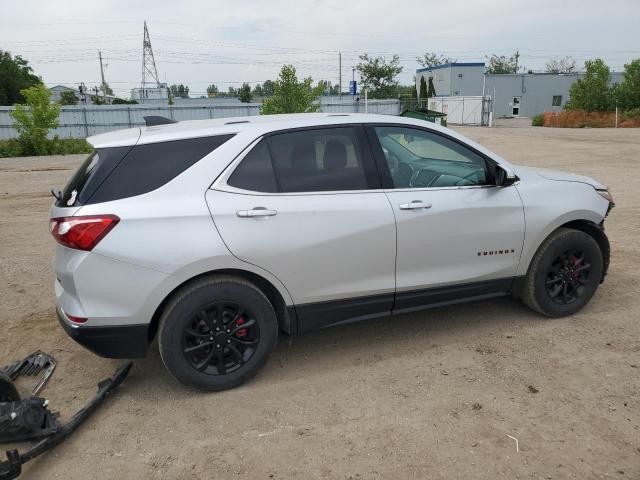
[427,96,491,125]
[0,99,401,140]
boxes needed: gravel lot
[1,123,638,479]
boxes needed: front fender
[515,181,609,277]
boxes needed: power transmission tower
[141,21,160,89]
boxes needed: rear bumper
[57,307,148,359]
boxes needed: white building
[130,84,169,104]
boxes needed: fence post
[127,107,132,128]
[209,106,214,119]
[82,107,89,138]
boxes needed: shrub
[10,84,60,156]
[0,137,91,158]
[621,107,640,122]
[531,114,544,126]
[0,139,22,157]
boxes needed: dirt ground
[1,123,639,480]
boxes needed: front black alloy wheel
[159,276,278,391]
[545,250,592,305]
[522,227,603,317]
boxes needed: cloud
[2,0,638,97]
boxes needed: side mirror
[494,166,517,187]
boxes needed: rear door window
[267,127,374,192]
[227,140,277,193]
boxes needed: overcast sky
[2,0,639,98]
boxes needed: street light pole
[338,51,342,100]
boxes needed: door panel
[366,123,525,296]
[207,190,397,306]
[386,186,524,293]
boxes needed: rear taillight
[66,313,87,324]
[49,215,119,251]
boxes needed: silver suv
[50,114,613,390]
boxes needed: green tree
[238,82,253,102]
[262,80,275,96]
[10,84,60,155]
[485,54,519,74]
[416,52,453,68]
[616,59,640,110]
[206,84,219,97]
[419,76,427,98]
[100,82,113,96]
[252,83,263,96]
[169,84,189,98]
[565,59,612,112]
[112,98,138,104]
[59,90,79,105]
[261,65,323,115]
[356,54,403,99]
[0,50,41,105]
[427,77,436,97]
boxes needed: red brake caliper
[235,317,247,338]
[572,255,581,279]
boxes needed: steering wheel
[456,169,486,186]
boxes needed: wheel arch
[560,219,610,282]
[147,268,295,346]
[514,218,610,298]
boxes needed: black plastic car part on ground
[2,352,56,397]
[0,362,132,480]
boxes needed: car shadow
[129,295,555,395]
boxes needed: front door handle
[236,207,278,218]
[399,200,432,210]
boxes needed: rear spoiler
[143,116,177,127]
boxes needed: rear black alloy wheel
[522,227,603,317]
[182,301,260,376]
[545,250,592,305]
[159,276,278,391]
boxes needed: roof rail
[224,120,250,125]
[143,116,177,127]
[327,114,350,117]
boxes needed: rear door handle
[399,200,432,210]
[236,207,278,218]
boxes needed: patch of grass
[0,137,92,158]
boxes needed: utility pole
[339,51,342,100]
[514,49,520,73]
[98,51,107,99]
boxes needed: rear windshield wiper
[50,188,62,201]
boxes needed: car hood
[514,165,607,190]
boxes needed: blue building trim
[416,62,485,73]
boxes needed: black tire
[158,275,278,391]
[522,228,603,317]
[0,371,20,402]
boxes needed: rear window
[58,135,233,207]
